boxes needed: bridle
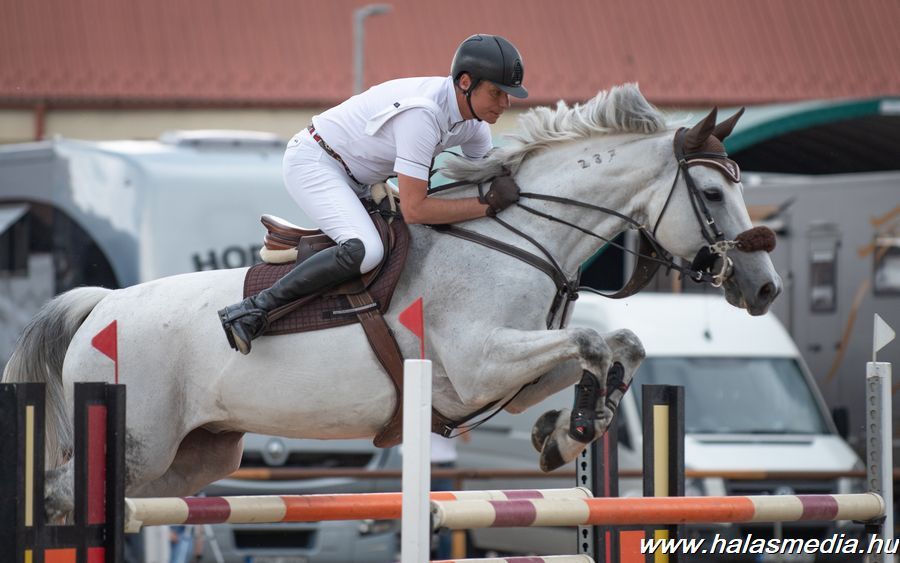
[430,127,772,329]
[658,127,746,287]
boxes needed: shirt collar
[443,75,464,127]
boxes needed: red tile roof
[2,0,898,108]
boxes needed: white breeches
[282,130,384,274]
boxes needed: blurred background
[2,0,899,141]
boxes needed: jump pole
[123,488,592,531]
[402,358,432,563]
[430,493,887,529]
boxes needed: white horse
[3,84,781,519]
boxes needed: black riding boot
[218,238,365,354]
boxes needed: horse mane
[443,83,667,183]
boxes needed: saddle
[243,198,411,447]
[246,210,406,334]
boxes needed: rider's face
[458,75,511,124]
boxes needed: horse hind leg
[45,459,75,523]
[128,428,244,498]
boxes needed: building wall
[1,108,529,144]
[0,110,34,144]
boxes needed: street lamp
[353,4,392,95]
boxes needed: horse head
[652,107,782,314]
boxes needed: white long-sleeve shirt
[310,76,492,190]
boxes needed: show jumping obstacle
[0,382,125,563]
[430,494,887,530]
[0,355,892,563]
[124,487,592,533]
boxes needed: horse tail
[2,287,112,467]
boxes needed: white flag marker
[873,313,896,362]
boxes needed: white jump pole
[402,358,432,563]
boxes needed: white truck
[456,292,865,559]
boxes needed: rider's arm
[393,109,491,224]
[397,173,489,224]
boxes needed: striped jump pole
[431,493,886,530]
[123,487,592,532]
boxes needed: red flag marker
[91,320,119,383]
[398,297,425,359]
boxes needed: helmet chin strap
[463,79,483,122]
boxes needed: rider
[219,34,528,354]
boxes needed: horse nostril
[758,282,776,302]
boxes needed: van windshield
[634,357,830,434]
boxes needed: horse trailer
[741,170,900,458]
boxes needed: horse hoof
[531,409,561,452]
[539,437,567,472]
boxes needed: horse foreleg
[128,429,244,498]
[443,326,609,470]
[601,329,644,421]
[504,360,582,414]
[450,326,613,408]
[524,329,644,472]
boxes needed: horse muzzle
[690,226,776,288]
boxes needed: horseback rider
[219,34,528,354]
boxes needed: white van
[456,292,865,557]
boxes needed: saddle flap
[242,216,410,335]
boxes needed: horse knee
[607,329,645,367]
[572,328,611,371]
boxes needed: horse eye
[703,188,723,202]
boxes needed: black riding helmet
[451,34,527,120]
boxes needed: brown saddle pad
[243,218,410,335]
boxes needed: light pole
[353,4,392,95]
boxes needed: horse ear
[712,107,745,142]
[683,107,718,153]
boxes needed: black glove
[481,174,521,216]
